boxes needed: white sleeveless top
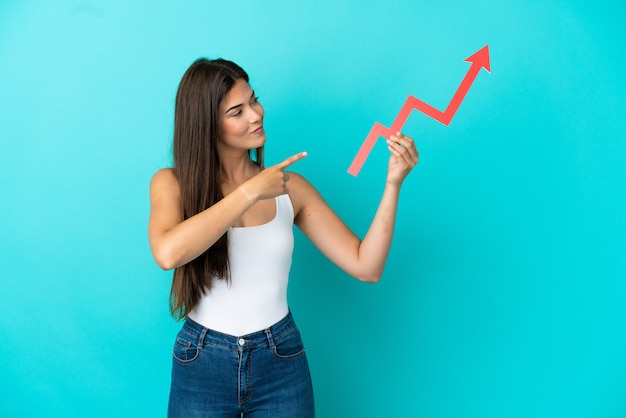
[188,194,294,336]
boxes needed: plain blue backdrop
[1,1,625,417]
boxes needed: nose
[248,105,263,123]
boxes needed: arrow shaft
[442,65,481,124]
[348,51,487,176]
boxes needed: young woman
[149,58,418,417]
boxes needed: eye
[251,96,259,104]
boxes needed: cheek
[221,120,247,138]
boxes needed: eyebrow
[224,91,256,114]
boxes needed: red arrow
[347,45,491,176]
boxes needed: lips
[252,126,264,134]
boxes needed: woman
[149,58,418,417]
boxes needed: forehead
[220,78,252,109]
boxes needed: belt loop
[264,328,275,349]
[198,327,208,350]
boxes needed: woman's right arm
[148,168,256,270]
[148,153,306,270]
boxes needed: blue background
[1,1,625,417]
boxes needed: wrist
[238,182,258,203]
[384,178,402,192]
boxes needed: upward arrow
[347,45,491,176]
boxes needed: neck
[219,148,259,186]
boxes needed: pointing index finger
[276,151,307,170]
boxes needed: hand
[241,152,307,200]
[386,132,419,186]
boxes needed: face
[218,78,265,152]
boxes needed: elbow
[156,259,176,271]
[154,255,176,271]
[360,275,381,284]
[152,245,179,271]
[355,271,382,284]
[349,263,384,283]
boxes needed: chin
[251,134,266,148]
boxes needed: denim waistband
[181,310,297,350]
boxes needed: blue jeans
[168,311,315,417]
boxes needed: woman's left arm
[291,132,418,282]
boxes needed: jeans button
[238,338,245,346]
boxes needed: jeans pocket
[272,325,306,360]
[172,330,201,364]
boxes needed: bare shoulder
[150,168,181,209]
[151,167,177,185]
[287,171,318,196]
[151,168,179,192]
[149,168,183,233]
[286,171,311,187]
[286,171,325,218]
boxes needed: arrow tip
[465,45,490,73]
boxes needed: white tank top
[188,194,294,336]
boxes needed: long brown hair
[170,58,264,320]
